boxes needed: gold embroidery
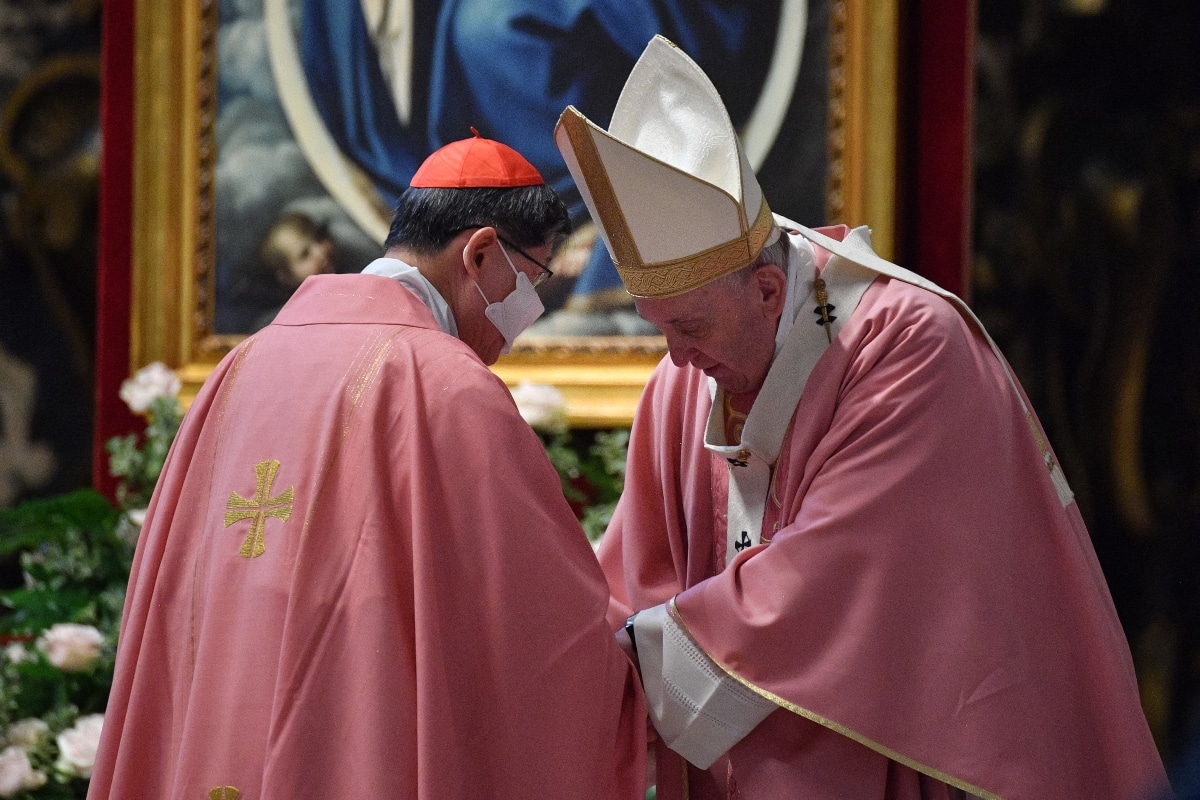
[558,108,775,298]
[558,109,642,272]
[1023,411,1055,472]
[1022,410,1074,506]
[723,392,748,444]
[224,459,294,558]
[620,200,774,299]
[768,464,783,510]
[209,788,241,800]
[666,598,1003,800]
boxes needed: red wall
[93,0,137,494]
[896,0,976,301]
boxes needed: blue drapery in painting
[300,0,779,294]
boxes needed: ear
[752,264,788,321]
[460,227,498,281]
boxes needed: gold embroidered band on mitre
[620,198,774,298]
[557,106,775,299]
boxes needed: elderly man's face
[634,265,786,396]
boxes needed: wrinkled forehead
[633,282,723,324]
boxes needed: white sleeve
[633,603,778,769]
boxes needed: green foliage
[578,429,629,540]
[104,394,181,509]
[538,429,630,541]
[0,490,130,795]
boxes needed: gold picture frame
[128,0,897,427]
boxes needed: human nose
[663,334,695,368]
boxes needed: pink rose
[36,623,105,672]
[0,745,46,796]
[55,714,103,779]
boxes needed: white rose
[0,745,47,796]
[115,508,148,545]
[54,714,103,779]
[118,361,181,413]
[3,644,28,665]
[4,719,48,749]
[509,381,567,433]
[36,623,105,672]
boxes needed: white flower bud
[3,644,28,665]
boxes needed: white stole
[703,222,878,566]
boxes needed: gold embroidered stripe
[666,598,1001,800]
[558,107,775,298]
[557,108,642,274]
[620,199,774,299]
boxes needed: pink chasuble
[89,274,646,800]
[599,233,1167,799]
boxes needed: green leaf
[0,492,120,556]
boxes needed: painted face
[273,226,336,283]
[634,271,782,396]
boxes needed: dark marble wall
[0,0,102,505]
[972,0,1200,764]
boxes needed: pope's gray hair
[754,233,791,274]
[712,228,790,290]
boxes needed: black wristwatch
[624,613,639,656]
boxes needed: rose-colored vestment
[89,274,646,799]
[600,232,1167,799]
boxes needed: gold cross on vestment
[209,788,241,800]
[224,459,294,558]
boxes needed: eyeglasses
[496,234,554,288]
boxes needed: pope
[556,36,1169,800]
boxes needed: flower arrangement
[0,363,182,798]
[510,381,629,542]
[0,368,628,798]
[104,363,183,510]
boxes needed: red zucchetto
[409,128,544,188]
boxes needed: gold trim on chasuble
[1023,410,1075,507]
[665,599,1001,800]
[295,329,400,540]
[224,459,294,558]
[209,788,241,800]
[557,110,774,299]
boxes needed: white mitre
[554,35,774,299]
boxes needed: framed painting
[127,0,898,426]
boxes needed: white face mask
[473,242,545,354]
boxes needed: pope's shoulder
[857,273,984,346]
